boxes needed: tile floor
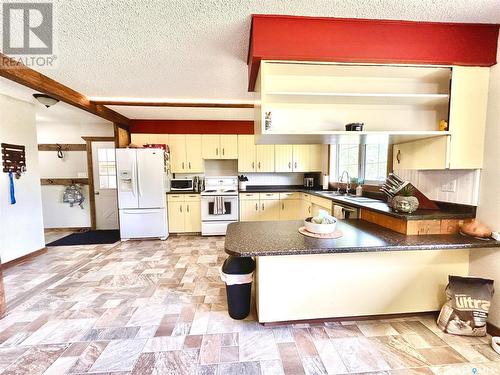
[0,235,499,374]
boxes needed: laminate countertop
[225,220,500,257]
[166,191,200,195]
[241,185,476,221]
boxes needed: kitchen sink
[342,196,382,203]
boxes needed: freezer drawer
[119,208,168,240]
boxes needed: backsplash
[244,173,305,186]
[394,169,481,206]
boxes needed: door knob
[94,192,100,195]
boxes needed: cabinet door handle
[258,162,261,169]
[216,148,219,156]
[180,205,182,213]
[182,162,185,169]
[252,162,255,170]
[294,162,297,169]
[188,162,191,169]
[255,203,258,211]
[396,150,401,164]
[288,162,291,169]
[282,203,284,210]
[187,204,189,213]
[222,148,225,156]
[262,203,264,210]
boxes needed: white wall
[37,121,113,228]
[0,94,45,263]
[469,37,500,328]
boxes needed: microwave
[171,178,194,191]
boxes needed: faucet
[339,170,351,195]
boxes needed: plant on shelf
[391,184,420,213]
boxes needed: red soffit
[248,15,500,91]
[129,120,254,134]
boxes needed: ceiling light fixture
[33,93,59,108]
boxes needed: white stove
[201,176,239,235]
[201,189,238,196]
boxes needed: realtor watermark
[2,1,57,67]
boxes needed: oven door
[201,195,239,221]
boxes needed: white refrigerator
[116,148,168,240]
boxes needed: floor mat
[46,230,120,246]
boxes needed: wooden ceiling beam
[91,100,254,109]
[0,53,130,126]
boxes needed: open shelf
[255,131,450,145]
[265,92,450,106]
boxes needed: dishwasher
[332,202,359,219]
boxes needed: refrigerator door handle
[131,156,137,197]
[137,155,142,197]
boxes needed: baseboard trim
[261,311,439,326]
[1,247,47,270]
[487,322,500,336]
[45,227,90,232]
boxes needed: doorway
[90,141,119,229]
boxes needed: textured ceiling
[2,1,500,120]
[37,0,500,100]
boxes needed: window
[97,148,117,189]
[330,144,388,184]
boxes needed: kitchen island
[225,220,500,323]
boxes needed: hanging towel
[213,196,226,215]
[333,205,344,220]
[8,171,16,204]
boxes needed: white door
[92,141,119,229]
[137,149,165,208]
[116,149,138,209]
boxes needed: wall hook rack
[1,143,27,179]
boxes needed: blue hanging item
[8,171,16,204]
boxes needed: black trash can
[220,256,256,320]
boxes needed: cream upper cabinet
[170,135,203,173]
[392,66,489,170]
[448,66,489,169]
[169,135,188,173]
[185,135,203,172]
[149,134,170,146]
[393,137,449,170]
[275,145,293,172]
[220,135,238,159]
[256,145,275,172]
[309,145,323,172]
[292,145,310,172]
[238,135,256,172]
[131,133,152,146]
[201,135,220,159]
[202,135,238,159]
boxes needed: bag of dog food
[437,275,494,336]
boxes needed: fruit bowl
[304,217,337,234]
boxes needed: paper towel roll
[322,175,329,190]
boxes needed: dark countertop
[166,191,200,195]
[225,220,500,257]
[241,185,476,221]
